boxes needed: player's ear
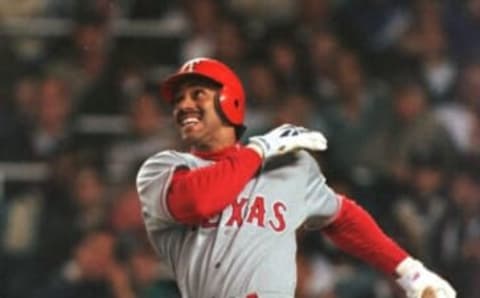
[213,92,232,126]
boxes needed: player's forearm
[167,147,262,224]
[321,196,408,274]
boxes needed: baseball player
[136,58,456,298]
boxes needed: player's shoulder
[142,149,191,166]
[137,150,191,175]
[295,150,319,166]
[264,150,321,173]
[136,150,193,188]
[296,150,325,174]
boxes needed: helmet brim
[160,73,222,103]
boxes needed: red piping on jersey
[167,145,262,224]
[322,196,408,274]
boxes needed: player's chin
[180,126,203,143]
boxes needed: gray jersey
[136,149,340,298]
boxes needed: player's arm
[168,124,328,225]
[321,195,456,298]
[321,195,407,273]
[167,146,262,224]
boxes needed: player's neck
[191,127,237,152]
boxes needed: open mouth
[181,117,200,128]
[177,111,202,128]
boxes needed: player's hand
[395,257,456,298]
[247,124,327,159]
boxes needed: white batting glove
[395,257,456,298]
[247,124,327,159]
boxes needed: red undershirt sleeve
[167,147,262,224]
[322,196,408,274]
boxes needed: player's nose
[174,95,196,111]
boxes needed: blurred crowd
[0,0,479,298]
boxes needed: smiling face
[171,77,236,151]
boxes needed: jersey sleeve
[136,150,189,231]
[301,152,341,229]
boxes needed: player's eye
[171,88,186,106]
[172,94,183,106]
[191,88,205,101]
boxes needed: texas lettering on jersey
[200,195,287,232]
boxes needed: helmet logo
[180,58,208,72]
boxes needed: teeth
[181,117,200,126]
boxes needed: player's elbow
[189,194,215,220]
[192,199,212,222]
[168,191,212,224]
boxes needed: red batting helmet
[160,58,246,129]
